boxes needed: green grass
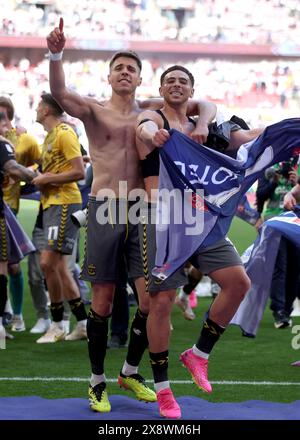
[228,217,257,255]
[1,200,299,404]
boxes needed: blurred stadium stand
[1,0,300,139]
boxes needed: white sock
[14,313,23,320]
[90,373,106,387]
[76,319,87,328]
[53,321,64,330]
[154,381,170,393]
[4,298,13,314]
[62,320,70,331]
[179,290,189,301]
[192,344,209,360]
[122,361,138,376]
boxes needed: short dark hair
[109,51,142,72]
[0,96,14,120]
[160,65,194,87]
[41,93,64,116]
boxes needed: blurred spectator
[1,1,300,47]
[1,55,300,141]
[1,1,300,138]
[256,159,300,329]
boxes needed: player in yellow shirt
[32,93,87,343]
[0,96,41,332]
[0,102,41,213]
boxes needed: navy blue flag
[231,207,300,337]
[4,202,35,263]
[153,118,300,280]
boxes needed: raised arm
[47,18,93,121]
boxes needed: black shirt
[140,112,243,177]
[141,110,196,178]
[0,139,15,215]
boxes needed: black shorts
[81,197,144,283]
[139,203,187,293]
[190,237,243,275]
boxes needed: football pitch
[1,200,300,404]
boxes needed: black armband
[138,119,153,127]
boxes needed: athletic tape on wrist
[49,51,63,61]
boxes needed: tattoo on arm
[4,160,36,183]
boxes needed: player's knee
[91,298,113,317]
[40,257,55,275]
[235,274,251,300]
[151,294,173,319]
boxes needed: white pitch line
[1,377,300,386]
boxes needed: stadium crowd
[1,55,300,142]
[1,1,300,421]
[1,0,300,45]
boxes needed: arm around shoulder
[187,99,217,144]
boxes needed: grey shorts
[139,203,187,293]
[0,215,8,262]
[190,237,243,275]
[81,197,144,283]
[43,204,81,255]
[32,224,46,252]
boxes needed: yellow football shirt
[3,128,41,212]
[40,123,82,209]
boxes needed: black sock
[125,308,148,368]
[68,298,87,321]
[87,309,109,375]
[183,273,199,295]
[0,274,8,317]
[196,317,225,355]
[50,301,64,322]
[149,350,169,384]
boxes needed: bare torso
[83,100,144,198]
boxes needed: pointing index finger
[59,17,64,33]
